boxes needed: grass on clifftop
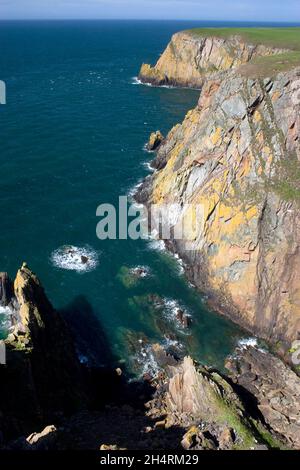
[187,27,300,77]
[187,27,300,50]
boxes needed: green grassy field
[187,27,300,76]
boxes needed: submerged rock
[116,266,150,288]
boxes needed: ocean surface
[0,19,279,373]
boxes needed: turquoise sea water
[0,20,280,372]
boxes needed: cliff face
[139,31,286,88]
[0,264,87,441]
[137,35,300,351]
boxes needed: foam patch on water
[127,179,143,200]
[162,336,184,351]
[142,143,155,154]
[172,253,185,275]
[131,76,200,90]
[131,76,156,87]
[238,337,258,349]
[127,339,161,379]
[140,344,161,378]
[142,161,155,172]
[51,245,99,273]
[129,265,151,278]
[147,239,166,252]
[137,339,185,378]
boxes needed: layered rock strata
[139,31,287,88]
[137,33,300,352]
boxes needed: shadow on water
[60,295,115,369]
[59,295,155,406]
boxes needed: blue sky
[0,0,299,22]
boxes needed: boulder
[147,131,164,151]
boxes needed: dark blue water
[0,20,261,372]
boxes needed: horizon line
[0,18,300,24]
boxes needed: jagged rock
[226,346,300,449]
[146,356,286,450]
[100,444,127,450]
[0,264,87,444]
[181,426,217,450]
[151,343,178,369]
[147,131,164,151]
[219,427,235,449]
[175,308,191,328]
[26,425,58,450]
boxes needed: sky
[0,0,299,22]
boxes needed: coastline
[134,27,300,362]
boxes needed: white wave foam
[147,239,166,252]
[51,245,99,273]
[238,337,258,349]
[78,353,89,365]
[131,76,200,90]
[0,305,13,330]
[128,340,161,379]
[127,179,143,200]
[163,298,192,331]
[142,143,155,154]
[172,253,185,275]
[142,161,155,172]
[162,336,184,351]
[131,76,153,87]
[140,346,161,378]
[129,265,151,278]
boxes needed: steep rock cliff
[139,30,286,88]
[0,264,87,441]
[137,35,300,352]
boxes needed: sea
[1,19,287,374]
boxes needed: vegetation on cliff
[139,28,300,86]
[188,28,300,77]
[188,27,300,51]
[137,29,300,352]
